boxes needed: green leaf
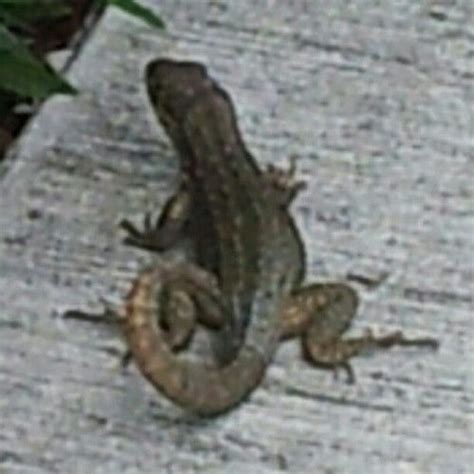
[0,26,76,99]
[105,0,165,29]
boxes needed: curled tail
[123,265,269,416]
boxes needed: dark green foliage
[0,0,165,100]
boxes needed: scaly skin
[123,59,305,416]
[120,59,438,416]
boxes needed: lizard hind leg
[158,286,197,351]
[280,283,358,341]
[282,283,439,383]
[279,283,360,381]
[153,263,227,351]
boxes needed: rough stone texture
[0,1,472,473]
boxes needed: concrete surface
[0,1,472,472]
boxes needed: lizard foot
[120,184,192,253]
[264,154,306,206]
[303,328,439,383]
[62,297,124,325]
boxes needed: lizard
[110,59,438,416]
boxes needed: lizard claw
[264,154,307,206]
[119,214,167,252]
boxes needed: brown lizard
[103,59,438,416]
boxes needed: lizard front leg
[279,283,439,382]
[120,180,192,252]
[263,155,306,206]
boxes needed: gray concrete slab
[0,1,472,472]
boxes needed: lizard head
[145,59,210,133]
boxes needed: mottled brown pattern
[120,59,438,415]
